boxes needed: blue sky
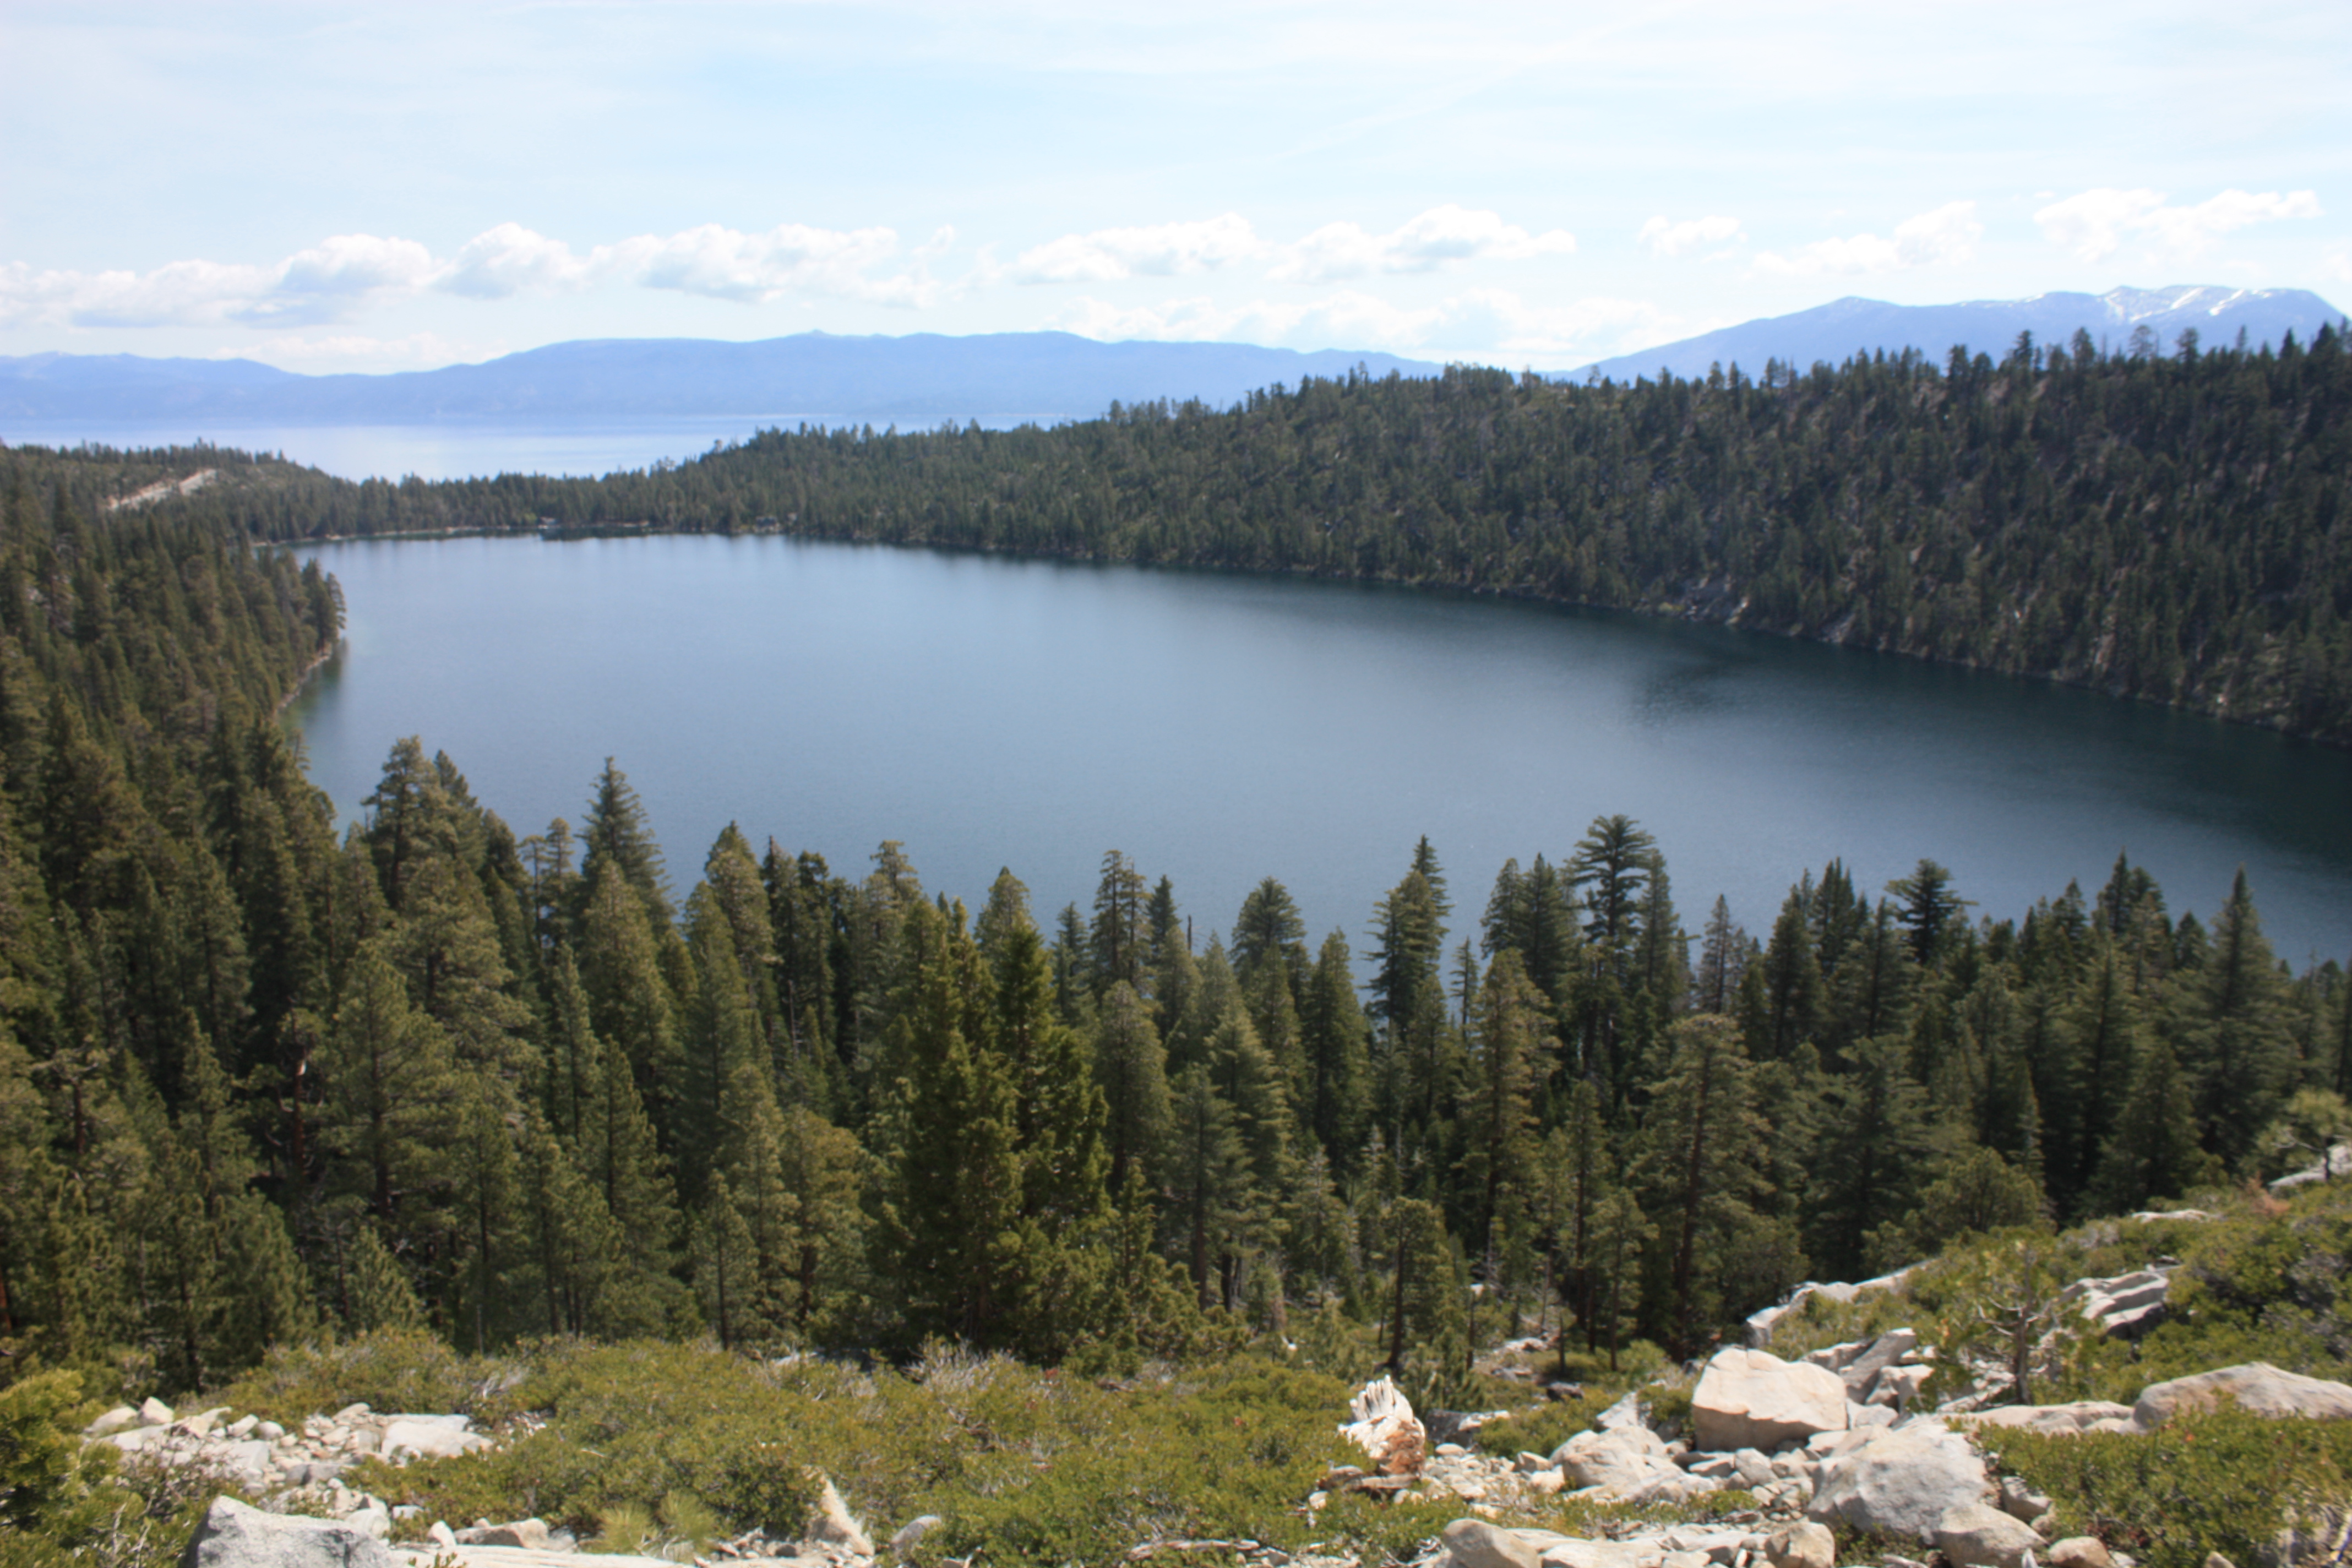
[4,1,2348,373]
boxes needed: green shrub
[208,1329,510,1423]
[1980,1409,2352,1568]
[1475,1394,1603,1461]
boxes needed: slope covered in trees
[1,463,2348,1407]
[23,323,2352,743]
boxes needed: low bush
[1980,1409,2352,1568]
[357,1341,1387,1564]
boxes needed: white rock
[1538,1539,1649,1568]
[1806,1420,1992,1543]
[1592,1390,1650,1432]
[1692,1348,1850,1452]
[84,1404,141,1437]
[1956,1401,2138,1436]
[2058,1269,2173,1338]
[454,1517,555,1549]
[1444,1519,1552,1568]
[181,1496,394,1568]
[1763,1521,1836,1568]
[140,1397,176,1425]
[1999,1476,2053,1522]
[2134,1363,2352,1427]
[1556,1427,1718,1505]
[331,1403,372,1423]
[106,1424,172,1453]
[256,1420,286,1442]
[1936,1501,2046,1568]
[382,1418,489,1461]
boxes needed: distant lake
[285,534,2352,967]
[6,416,1020,482]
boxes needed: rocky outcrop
[1691,1349,1849,1452]
[1955,1401,2138,1435]
[2057,1268,2174,1339]
[2267,1144,2350,1193]
[1553,1426,1717,1506]
[2134,1363,2352,1427]
[179,1495,394,1568]
[1745,1267,1918,1346]
[1803,1329,1936,1408]
[1805,1420,1992,1541]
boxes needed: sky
[3,1,2349,374]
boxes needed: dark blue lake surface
[285,533,2352,966]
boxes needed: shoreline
[273,636,341,718]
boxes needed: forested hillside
[1,462,2348,1407]
[23,323,2352,743]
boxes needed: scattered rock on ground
[2046,1537,2114,1568]
[1554,1426,1717,1505]
[1763,1521,1835,1568]
[1692,1348,1849,1452]
[1936,1502,2046,1568]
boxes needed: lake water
[284,533,2352,967]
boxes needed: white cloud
[1752,201,1980,276]
[439,223,596,298]
[0,234,439,329]
[2035,187,2323,263]
[1009,214,1261,283]
[1052,285,1680,366]
[1638,214,1743,258]
[603,221,935,306]
[0,219,949,328]
[1268,205,1575,282]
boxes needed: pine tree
[580,758,672,925]
[1804,1036,1934,1279]
[2177,868,2295,1166]
[1461,950,1550,1266]
[315,941,458,1229]
[1299,930,1371,1170]
[2089,1039,2217,1213]
[1093,981,1169,1196]
[1638,1014,1768,1356]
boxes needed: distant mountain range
[6,286,2344,438]
[0,333,1441,430]
[1574,286,2345,383]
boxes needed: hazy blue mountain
[1575,286,2346,383]
[0,333,1441,428]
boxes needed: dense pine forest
[18,324,2352,743]
[1,462,2348,1408]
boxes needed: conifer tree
[1462,950,1551,1265]
[580,758,672,925]
[1093,981,1169,1197]
[2089,1039,2217,1213]
[1638,1014,1768,1355]
[2178,868,2295,1166]
[876,900,1021,1346]
[1299,930,1371,1169]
